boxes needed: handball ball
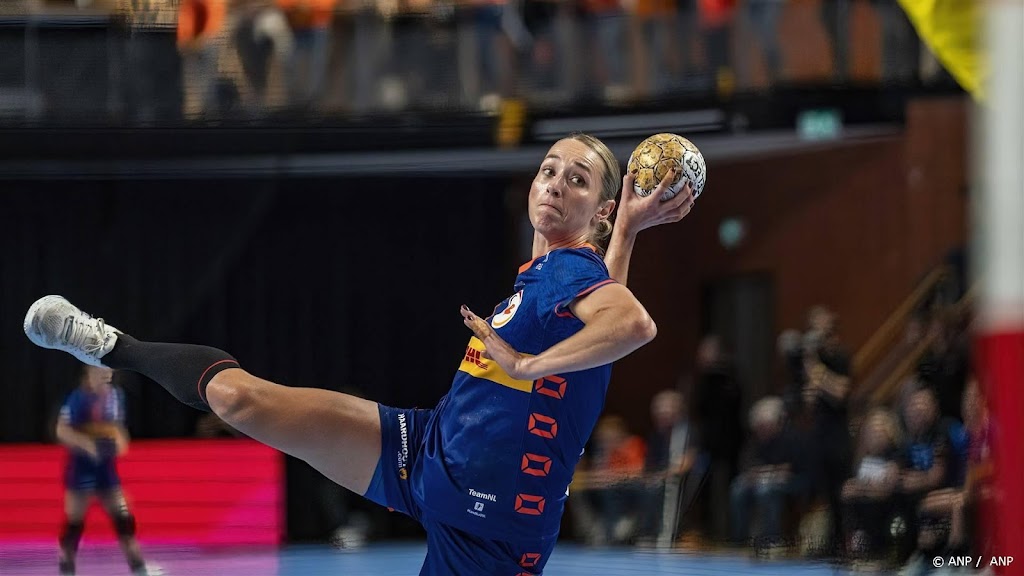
[627,133,707,201]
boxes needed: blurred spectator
[629,0,674,98]
[841,408,901,564]
[917,312,971,422]
[578,0,627,101]
[896,383,949,563]
[459,0,512,110]
[697,0,737,94]
[570,415,647,546]
[915,378,994,562]
[518,0,562,94]
[670,0,699,83]
[276,0,338,109]
[819,0,849,82]
[745,0,784,86]
[118,0,181,122]
[233,0,293,111]
[783,305,853,557]
[871,0,919,84]
[692,335,741,542]
[729,396,802,550]
[638,389,702,544]
[178,0,228,118]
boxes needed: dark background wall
[0,178,513,443]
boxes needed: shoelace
[62,314,109,354]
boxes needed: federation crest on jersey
[491,290,523,328]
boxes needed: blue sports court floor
[0,542,852,576]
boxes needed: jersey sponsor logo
[397,413,409,480]
[467,501,487,518]
[491,290,523,329]
[458,337,533,393]
[468,488,497,502]
[467,489,494,518]
[463,347,488,370]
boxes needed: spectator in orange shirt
[178,0,228,117]
[576,415,647,545]
[277,0,338,109]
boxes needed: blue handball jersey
[414,246,616,541]
[60,386,124,462]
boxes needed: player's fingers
[661,202,693,224]
[651,168,681,202]
[662,181,692,211]
[680,181,694,206]
[461,305,491,340]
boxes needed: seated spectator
[916,378,994,559]
[896,383,949,563]
[729,396,802,550]
[638,389,702,545]
[841,408,902,564]
[569,415,646,546]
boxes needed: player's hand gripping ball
[627,133,707,201]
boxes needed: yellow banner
[898,0,985,100]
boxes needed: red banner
[0,439,283,546]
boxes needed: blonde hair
[567,133,620,248]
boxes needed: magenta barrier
[0,439,283,545]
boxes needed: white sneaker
[23,295,120,367]
[137,563,166,576]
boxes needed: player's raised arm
[606,134,705,285]
[461,282,656,381]
[605,171,695,286]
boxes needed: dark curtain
[0,177,513,443]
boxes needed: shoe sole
[23,294,67,349]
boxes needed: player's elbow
[625,308,657,345]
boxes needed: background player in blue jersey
[56,364,150,576]
[25,133,695,575]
